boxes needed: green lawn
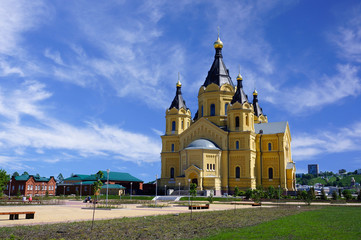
[201,206,361,240]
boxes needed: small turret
[231,74,248,104]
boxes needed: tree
[342,189,352,201]
[91,170,104,230]
[332,191,338,200]
[189,183,197,220]
[12,172,19,177]
[252,189,261,204]
[267,186,275,199]
[0,169,10,197]
[35,173,40,178]
[22,171,29,175]
[321,188,327,200]
[57,173,64,183]
[234,186,240,197]
[357,190,361,201]
[245,189,253,199]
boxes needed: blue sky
[1,0,361,182]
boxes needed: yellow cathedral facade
[160,37,296,195]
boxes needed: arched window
[170,167,175,179]
[201,105,203,117]
[236,167,240,178]
[171,121,176,131]
[171,144,175,152]
[225,103,228,115]
[268,168,273,179]
[235,116,240,128]
[246,115,249,126]
[268,143,272,151]
[210,104,215,116]
[236,141,239,149]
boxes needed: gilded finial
[253,89,258,96]
[214,26,223,49]
[176,72,182,87]
[237,73,242,80]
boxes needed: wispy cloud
[331,13,361,63]
[0,81,161,163]
[292,122,361,160]
[282,64,361,114]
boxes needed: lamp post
[188,179,191,205]
[165,185,167,196]
[178,182,181,197]
[155,174,158,205]
[130,182,133,200]
[9,179,12,200]
[106,169,110,208]
[80,182,82,199]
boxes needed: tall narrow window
[246,115,249,126]
[171,144,175,152]
[171,121,176,131]
[268,168,273,179]
[210,104,215,116]
[225,103,228,115]
[201,105,203,117]
[235,116,240,128]
[207,164,209,170]
[170,167,175,179]
[236,141,239,149]
[181,120,184,129]
[268,143,272,151]
[236,167,240,178]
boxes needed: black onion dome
[231,74,248,104]
[169,81,188,110]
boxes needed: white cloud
[331,14,361,63]
[0,81,161,163]
[44,49,64,65]
[292,122,361,160]
[282,64,361,114]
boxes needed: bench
[189,204,209,210]
[0,212,35,220]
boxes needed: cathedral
[160,37,296,195]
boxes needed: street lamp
[80,182,82,199]
[178,182,181,197]
[155,174,158,205]
[9,179,12,200]
[130,182,133,200]
[106,169,110,207]
[188,179,191,205]
[165,185,167,196]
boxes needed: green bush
[342,189,352,200]
[245,189,252,199]
[332,191,338,200]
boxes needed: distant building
[308,164,319,175]
[57,171,143,196]
[5,174,56,197]
[357,169,361,175]
[339,169,347,175]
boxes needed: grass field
[0,205,312,240]
[201,206,361,240]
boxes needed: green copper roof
[73,181,96,185]
[102,184,125,189]
[64,171,143,183]
[14,174,52,182]
[100,171,142,182]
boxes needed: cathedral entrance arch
[188,172,199,188]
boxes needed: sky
[0,0,361,182]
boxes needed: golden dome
[214,37,223,49]
[237,73,242,80]
[253,89,258,96]
[176,80,182,87]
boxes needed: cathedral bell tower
[227,74,254,132]
[165,81,191,136]
[195,36,235,127]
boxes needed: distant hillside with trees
[297,170,361,187]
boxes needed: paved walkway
[0,200,258,227]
